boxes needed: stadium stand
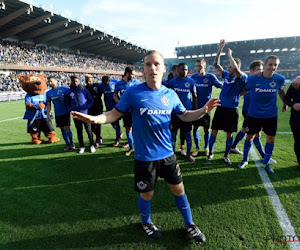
[170,36,300,80]
[0,0,146,94]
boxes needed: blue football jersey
[242,91,250,112]
[168,77,196,110]
[46,86,69,116]
[23,93,47,120]
[191,73,222,108]
[98,80,118,111]
[219,70,247,109]
[245,73,285,118]
[114,78,141,98]
[115,82,186,161]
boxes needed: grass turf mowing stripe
[0,116,22,123]
[250,147,300,249]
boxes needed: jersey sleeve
[212,74,222,88]
[115,87,131,113]
[46,92,51,102]
[279,75,286,90]
[244,76,254,91]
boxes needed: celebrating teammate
[208,39,248,165]
[98,76,123,147]
[114,67,140,156]
[46,76,75,151]
[72,50,220,244]
[231,60,277,164]
[237,55,286,174]
[191,59,222,157]
[168,63,197,162]
[66,76,95,154]
[85,74,103,148]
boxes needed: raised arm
[72,108,123,124]
[177,98,220,122]
[213,39,225,73]
[227,48,243,77]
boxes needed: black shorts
[246,116,277,136]
[27,118,54,134]
[211,106,239,132]
[242,111,249,129]
[134,154,183,193]
[170,114,192,132]
[123,112,132,128]
[55,113,71,128]
[192,113,210,129]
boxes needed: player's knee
[140,191,154,200]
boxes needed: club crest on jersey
[161,95,170,106]
[185,82,190,88]
[203,78,208,83]
[269,81,277,88]
[137,181,147,190]
[93,86,97,91]
[70,92,75,98]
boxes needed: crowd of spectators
[0,40,143,72]
[0,39,144,92]
[0,70,145,92]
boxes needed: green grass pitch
[0,90,299,249]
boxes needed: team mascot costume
[18,74,60,144]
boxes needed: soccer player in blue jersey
[237,55,286,174]
[165,65,187,156]
[85,74,103,149]
[230,60,277,164]
[114,67,140,156]
[168,63,197,162]
[207,39,248,165]
[98,76,123,147]
[72,50,220,244]
[191,59,222,157]
[285,76,300,169]
[65,76,95,154]
[46,77,75,151]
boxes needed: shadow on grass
[1,223,195,249]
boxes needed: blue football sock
[185,132,192,154]
[138,195,151,225]
[204,132,210,149]
[174,194,193,228]
[243,139,252,162]
[61,129,69,145]
[67,129,73,144]
[225,137,233,156]
[232,130,246,148]
[126,131,134,149]
[171,131,177,152]
[253,137,265,158]
[209,135,216,154]
[115,124,121,139]
[263,142,274,165]
[193,129,200,149]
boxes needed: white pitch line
[250,148,300,249]
[276,132,293,135]
[0,116,22,123]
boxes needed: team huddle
[29,40,299,244]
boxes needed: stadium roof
[175,36,300,59]
[0,0,147,63]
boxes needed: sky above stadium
[22,0,299,58]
